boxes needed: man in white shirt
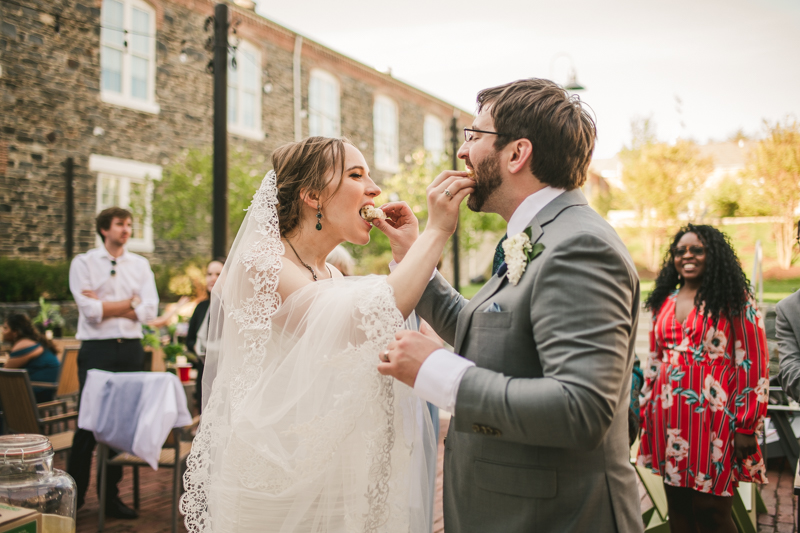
[67,206,158,518]
[375,79,642,532]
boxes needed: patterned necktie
[492,234,508,276]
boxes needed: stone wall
[0,0,471,266]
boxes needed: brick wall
[0,0,471,265]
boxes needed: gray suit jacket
[777,291,800,402]
[417,189,643,533]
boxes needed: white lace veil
[182,171,435,533]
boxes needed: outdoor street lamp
[550,53,586,92]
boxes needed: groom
[377,79,643,532]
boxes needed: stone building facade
[0,0,471,264]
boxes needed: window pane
[242,92,255,128]
[101,0,124,47]
[130,8,150,55]
[424,115,444,160]
[101,46,123,93]
[241,51,257,89]
[128,181,146,239]
[228,88,237,125]
[100,175,120,208]
[131,56,148,99]
[374,98,398,169]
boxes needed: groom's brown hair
[477,78,596,190]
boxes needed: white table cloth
[78,370,192,469]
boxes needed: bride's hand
[373,202,419,263]
[425,171,474,236]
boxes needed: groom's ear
[506,139,533,175]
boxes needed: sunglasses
[672,245,705,257]
[110,259,117,276]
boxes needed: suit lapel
[453,188,589,355]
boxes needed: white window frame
[374,95,399,172]
[99,0,160,114]
[227,40,265,140]
[424,114,445,163]
[308,69,341,137]
[90,154,162,253]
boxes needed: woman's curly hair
[645,224,752,323]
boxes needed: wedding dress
[181,171,435,533]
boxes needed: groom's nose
[457,142,470,162]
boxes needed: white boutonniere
[501,227,545,285]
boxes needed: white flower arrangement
[501,228,545,286]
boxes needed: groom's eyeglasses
[464,128,505,142]
[110,259,117,276]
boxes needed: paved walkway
[60,418,792,532]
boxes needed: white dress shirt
[413,186,565,412]
[69,246,159,340]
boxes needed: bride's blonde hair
[272,136,353,236]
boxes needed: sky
[254,0,800,159]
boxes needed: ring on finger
[444,189,452,197]
[381,350,390,362]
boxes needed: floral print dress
[638,291,769,496]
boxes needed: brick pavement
[56,419,793,532]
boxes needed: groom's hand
[373,201,418,263]
[377,330,441,388]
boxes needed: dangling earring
[316,205,322,231]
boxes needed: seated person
[2,313,61,402]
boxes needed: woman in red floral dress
[638,224,769,532]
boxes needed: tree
[150,147,266,252]
[740,118,800,269]
[619,118,713,271]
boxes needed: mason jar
[0,434,76,533]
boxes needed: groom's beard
[467,152,502,213]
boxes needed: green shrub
[0,258,72,302]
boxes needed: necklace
[285,239,330,281]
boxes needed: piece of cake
[360,205,386,222]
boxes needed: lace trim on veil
[181,170,283,532]
[181,170,407,532]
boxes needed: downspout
[293,35,303,141]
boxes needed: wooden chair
[31,347,80,399]
[0,368,76,454]
[98,416,199,532]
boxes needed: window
[424,115,445,163]
[374,96,399,172]
[90,154,162,253]
[100,0,159,114]
[228,40,264,140]
[308,69,341,137]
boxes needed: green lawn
[461,279,799,304]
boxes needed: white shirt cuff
[414,348,475,413]
[388,259,437,281]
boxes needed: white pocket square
[483,302,502,313]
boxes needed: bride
[180,136,474,532]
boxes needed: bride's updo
[272,136,353,236]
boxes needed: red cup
[178,364,191,382]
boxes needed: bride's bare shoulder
[277,256,313,300]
